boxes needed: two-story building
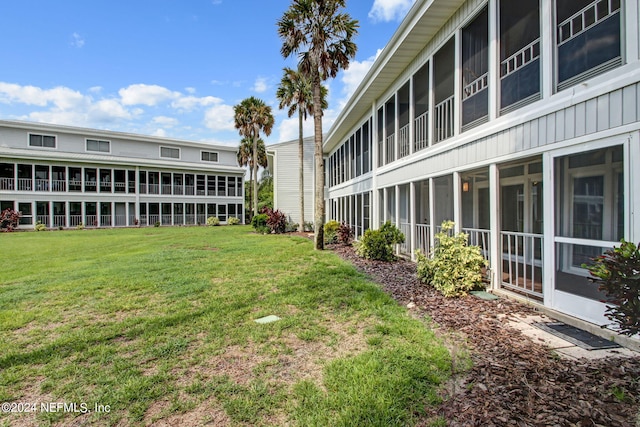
[0,120,245,228]
[323,0,640,330]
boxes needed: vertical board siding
[622,85,637,125]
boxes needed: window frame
[160,146,181,159]
[28,133,57,149]
[201,151,219,163]
[86,138,111,153]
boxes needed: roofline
[0,119,239,152]
[323,0,465,153]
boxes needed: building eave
[324,0,465,153]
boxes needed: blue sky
[0,0,415,147]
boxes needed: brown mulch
[330,243,640,427]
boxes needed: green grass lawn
[0,226,451,426]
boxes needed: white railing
[558,0,620,45]
[463,73,488,100]
[185,185,195,195]
[174,185,184,195]
[36,215,49,226]
[0,177,14,190]
[399,222,411,254]
[414,111,429,152]
[53,215,66,228]
[415,224,432,255]
[85,215,98,227]
[68,180,82,191]
[173,215,184,225]
[149,215,160,225]
[501,39,540,78]
[35,179,49,191]
[51,180,66,192]
[462,227,491,264]
[185,214,196,225]
[434,95,454,143]
[386,134,395,163]
[18,178,32,191]
[398,124,410,158]
[161,214,172,224]
[197,214,207,225]
[162,185,172,195]
[69,215,83,227]
[114,182,126,192]
[500,231,543,298]
[100,215,112,226]
[148,184,160,194]
[378,140,384,167]
[114,215,127,227]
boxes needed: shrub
[324,220,340,244]
[154,221,161,227]
[303,221,314,232]
[262,207,287,234]
[416,221,486,297]
[228,217,240,225]
[251,213,269,234]
[76,222,85,230]
[355,221,405,261]
[206,216,220,226]
[34,221,46,232]
[285,220,299,233]
[0,208,20,232]
[583,240,640,336]
[338,222,354,245]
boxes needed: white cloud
[171,95,222,112]
[369,0,415,22]
[71,32,85,48]
[277,115,315,143]
[152,128,167,137]
[337,49,382,109]
[253,77,268,93]
[0,83,84,108]
[203,104,235,132]
[153,116,179,126]
[119,84,180,106]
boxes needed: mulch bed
[329,243,640,427]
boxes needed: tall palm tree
[234,97,274,218]
[276,67,327,230]
[278,0,358,249]
[237,136,268,219]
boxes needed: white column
[409,76,415,155]
[540,0,554,98]
[488,0,498,120]
[428,177,436,248]
[542,151,555,307]
[453,171,462,233]
[625,0,640,62]
[427,59,435,147]
[410,181,417,260]
[453,29,462,136]
[489,163,500,290]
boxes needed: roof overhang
[324,0,465,153]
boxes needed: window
[160,147,180,159]
[86,139,110,153]
[462,7,489,129]
[556,0,621,90]
[499,0,540,112]
[433,38,455,143]
[29,134,56,148]
[201,151,219,162]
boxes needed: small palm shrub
[34,221,47,232]
[355,221,405,261]
[228,217,240,225]
[324,220,340,244]
[206,216,220,226]
[583,240,640,336]
[416,221,486,297]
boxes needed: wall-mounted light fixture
[462,181,470,192]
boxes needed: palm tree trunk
[312,74,325,250]
[298,110,305,231]
[252,130,259,218]
[248,166,253,220]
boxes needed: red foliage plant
[0,208,21,232]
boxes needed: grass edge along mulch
[0,226,452,427]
